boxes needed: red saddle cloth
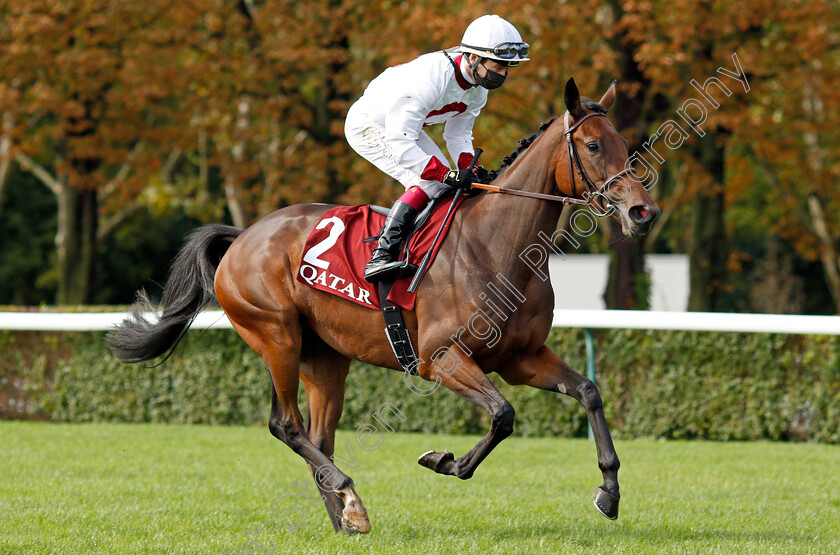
[296,197,465,310]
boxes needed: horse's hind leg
[231,313,370,534]
[298,332,362,533]
[500,344,621,520]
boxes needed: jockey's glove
[443,169,477,190]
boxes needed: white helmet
[461,15,530,65]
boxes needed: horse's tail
[107,224,243,363]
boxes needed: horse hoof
[340,510,371,534]
[417,450,454,474]
[593,487,620,520]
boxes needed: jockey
[345,14,530,283]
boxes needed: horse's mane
[486,100,606,182]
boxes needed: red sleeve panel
[420,156,451,182]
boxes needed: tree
[723,1,840,312]
[0,1,196,303]
[3,0,839,313]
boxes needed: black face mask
[472,60,507,90]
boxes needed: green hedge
[2,328,839,442]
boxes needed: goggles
[463,41,530,65]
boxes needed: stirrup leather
[378,280,419,375]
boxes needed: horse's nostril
[629,206,651,223]
[628,205,660,225]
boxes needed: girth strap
[378,280,419,375]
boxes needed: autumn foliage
[1,0,839,311]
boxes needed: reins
[471,110,636,209]
[469,182,589,205]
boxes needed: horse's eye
[587,142,600,153]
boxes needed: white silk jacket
[350,51,488,181]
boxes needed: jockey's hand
[443,169,477,190]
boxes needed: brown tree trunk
[314,3,351,203]
[600,0,666,310]
[687,140,727,312]
[807,194,840,313]
[56,185,98,305]
[604,222,649,309]
[0,113,12,215]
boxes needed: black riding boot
[364,200,419,283]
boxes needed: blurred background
[0,0,838,315]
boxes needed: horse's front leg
[499,344,621,520]
[414,348,514,480]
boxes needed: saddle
[364,198,442,261]
[297,196,463,295]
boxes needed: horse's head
[557,78,660,237]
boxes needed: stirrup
[364,260,418,283]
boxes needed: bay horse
[108,78,660,534]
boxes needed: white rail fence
[6,308,838,442]
[2,309,840,335]
[0,311,233,332]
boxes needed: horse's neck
[465,132,566,281]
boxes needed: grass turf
[1,421,838,554]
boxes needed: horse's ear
[564,78,584,118]
[599,80,618,111]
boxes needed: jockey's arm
[442,102,485,170]
[383,92,452,184]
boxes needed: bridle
[564,110,636,211]
[471,111,637,209]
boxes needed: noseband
[564,111,636,211]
